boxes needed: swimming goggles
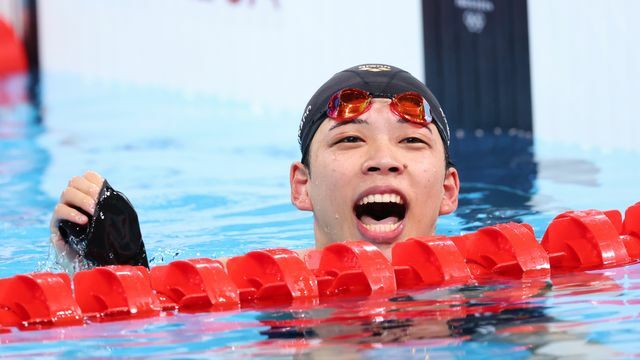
[326,87,433,125]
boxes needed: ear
[290,161,313,211]
[439,167,460,215]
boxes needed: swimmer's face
[290,98,459,256]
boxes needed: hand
[50,171,104,266]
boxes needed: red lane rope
[1,202,639,332]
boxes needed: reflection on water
[0,74,51,275]
[2,267,635,358]
[449,133,539,233]
[450,131,537,194]
[537,158,600,187]
[243,269,633,359]
[1,76,640,357]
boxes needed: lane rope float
[1,202,639,333]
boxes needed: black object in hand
[58,180,149,268]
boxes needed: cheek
[309,154,353,201]
[314,151,360,181]
[414,161,446,202]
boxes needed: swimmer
[49,64,459,269]
[292,64,459,257]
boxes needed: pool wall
[35,0,425,112]
[7,0,633,150]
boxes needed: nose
[361,144,406,175]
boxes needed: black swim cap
[298,64,450,164]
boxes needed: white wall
[38,0,424,112]
[528,0,640,150]
[36,0,640,150]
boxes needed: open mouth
[353,191,407,243]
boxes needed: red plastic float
[451,222,550,278]
[313,240,396,297]
[151,258,239,311]
[0,272,83,329]
[226,248,318,305]
[392,236,471,288]
[542,209,632,270]
[1,202,639,333]
[73,265,161,320]
[621,202,640,258]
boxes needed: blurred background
[3,0,637,144]
[2,1,640,357]
[1,0,639,275]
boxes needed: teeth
[362,222,401,233]
[358,193,404,206]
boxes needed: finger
[83,170,104,188]
[52,203,89,226]
[68,175,101,200]
[60,187,96,215]
[49,204,84,265]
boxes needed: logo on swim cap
[357,64,392,72]
[302,105,311,123]
[440,107,451,144]
[298,105,312,145]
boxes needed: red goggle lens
[327,88,371,120]
[391,92,433,124]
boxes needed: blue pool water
[1,74,640,358]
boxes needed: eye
[335,135,363,144]
[401,137,428,145]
